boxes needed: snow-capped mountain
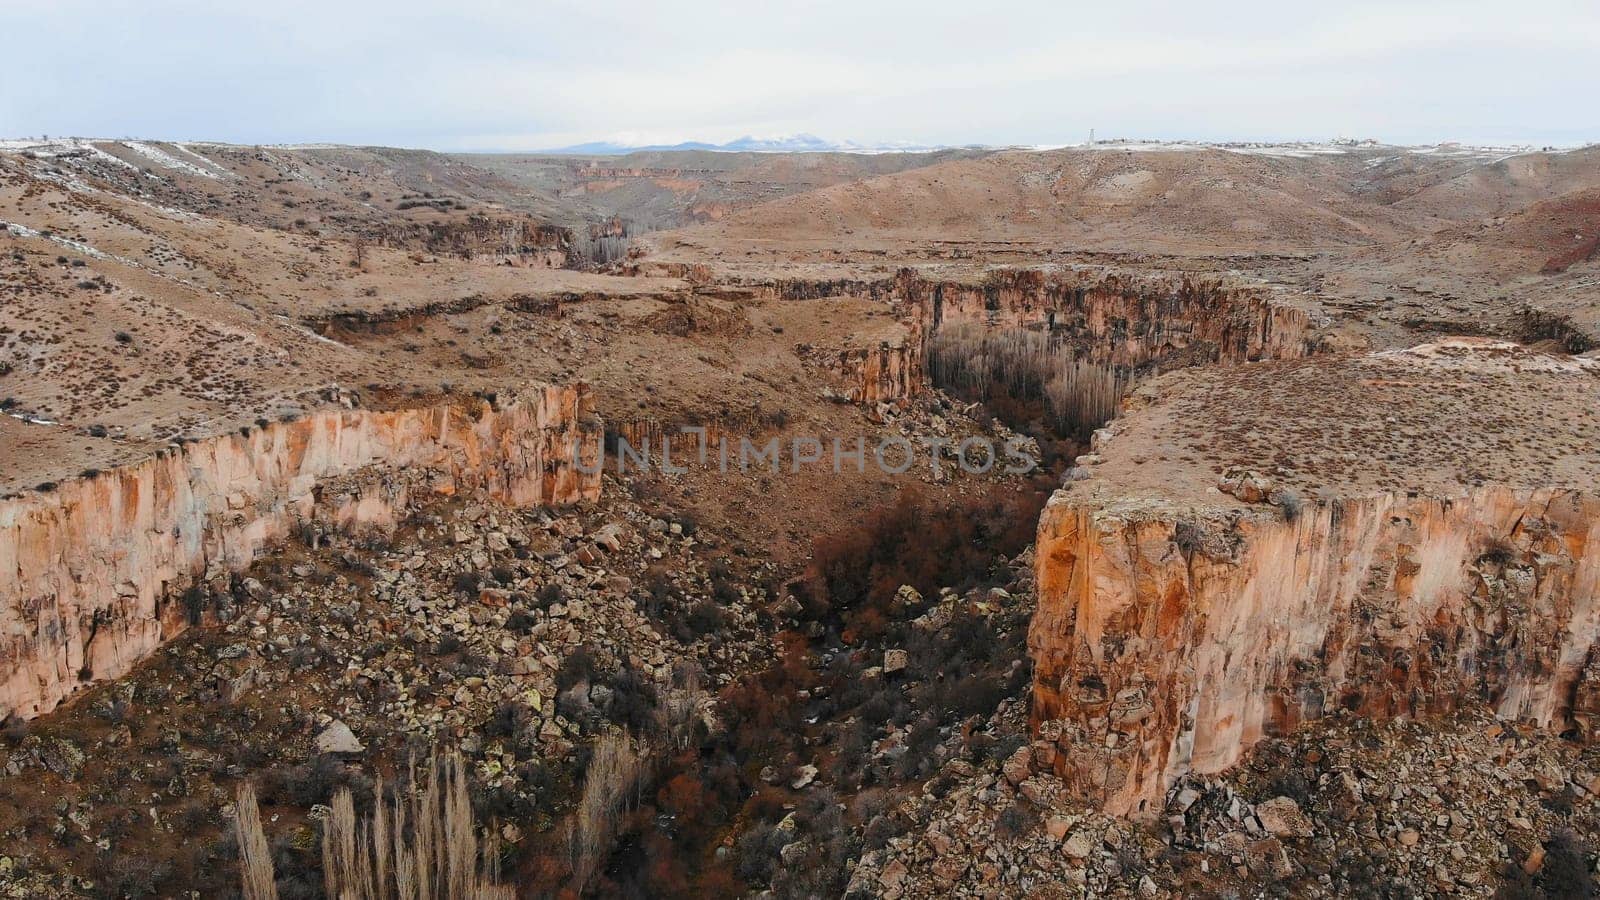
[543,133,942,154]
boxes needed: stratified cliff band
[0,385,601,719]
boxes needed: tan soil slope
[461,147,992,229]
[655,146,1466,260]
[1071,337,1600,512]
[1394,145,1600,222]
[0,150,678,491]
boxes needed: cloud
[2,0,1596,148]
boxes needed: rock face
[0,384,601,719]
[1028,486,1600,817]
[760,268,1310,372]
[906,269,1310,369]
[750,268,1308,412]
[843,340,925,405]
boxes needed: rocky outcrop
[843,340,924,405]
[0,385,601,719]
[752,268,1310,374]
[365,215,571,267]
[902,269,1309,369]
[1028,486,1600,817]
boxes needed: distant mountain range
[542,133,948,155]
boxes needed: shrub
[536,582,564,609]
[1274,488,1304,522]
[557,645,600,692]
[451,570,484,597]
[682,599,728,639]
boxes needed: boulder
[315,720,365,755]
[1255,796,1313,838]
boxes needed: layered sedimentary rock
[366,215,571,267]
[0,385,601,718]
[755,267,1309,374]
[1030,487,1600,816]
[907,269,1310,369]
[1028,341,1600,816]
[842,340,925,405]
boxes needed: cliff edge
[0,385,601,719]
[1029,339,1600,816]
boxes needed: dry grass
[570,728,644,893]
[317,751,511,900]
[234,782,279,900]
[929,324,1130,435]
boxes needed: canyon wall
[0,385,601,719]
[1028,487,1600,817]
[908,269,1310,369]
[748,269,1308,408]
[757,268,1311,373]
[366,215,571,267]
[841,340,925,405]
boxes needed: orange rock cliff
[1026,344,1600,817]
[0,384,601,719]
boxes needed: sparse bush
[1174,520,1205,555]
[1274,488,1303,521]
[682,599,728,639]
[1,714,28,744]
[1480,537,1520,568]
[451,570,484,597]
[557,645,600,692]
[265,754,357,807]
[536,582,564,609]
[504,609,536,633]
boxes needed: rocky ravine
[0,384,600,719]
[1028,340,1600,817]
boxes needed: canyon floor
[1,137,1599,898]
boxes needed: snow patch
[82,143,141,170]
[2,221,109,258]
[171,143,234,178]
[123,141,221,178]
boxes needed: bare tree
[313,751,512,900]
[570,728,643,893]
[234,782,279,900]
[929,324,1132,436]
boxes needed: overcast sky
[3,0,1597,150]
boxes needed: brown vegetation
[929,324,1130,439]
[569,729,644,893]
[235,783,279,900]
[317,751,511,900]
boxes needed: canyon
[2,136,1600,897]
